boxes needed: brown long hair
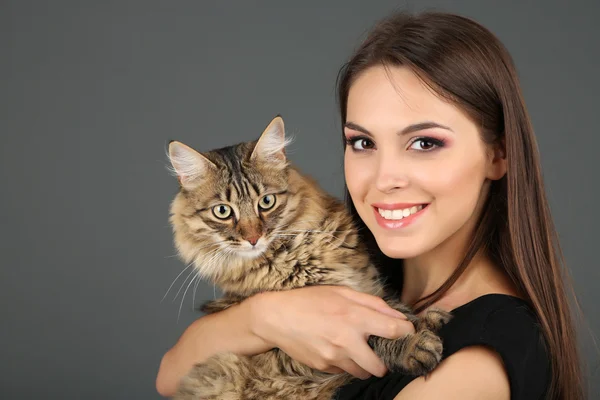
[337,11,583,399]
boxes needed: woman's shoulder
[442,293,549,361]
[443,293,547,350]
[440,294,550,398]
[334,294,550,400]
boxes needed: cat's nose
[246,236,260,246]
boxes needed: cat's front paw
[399,329,443,376]
[415,308,452,333]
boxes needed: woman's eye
[347,137,375,150]
[258,194,276,210]
[408,137,445,151]
[212,204,232,219]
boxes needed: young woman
[156,11,582,400]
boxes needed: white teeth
[378,205,425,220]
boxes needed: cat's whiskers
[275,219,329,231]
[270,234,297,245]
[163,241,228,303]
[196,245,236,281]
[161,260,195,303]
[270,224,331,235]
[204,249,236,287]
[284,229,346,233]
[173,265,197,302]
[193,246,227,280]
[177,247,234,320]
[271,226,343,236]
[178,271,200,322]
[191,249,226,308]
[173,248,222,310]
[276,216,368,233]
[193,272,202,310]
[275,229,347,244]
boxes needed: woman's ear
[487,137,507,181]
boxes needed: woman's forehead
[346,65,471,134]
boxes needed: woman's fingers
[334,358,373,380]
[346,339,389,378]
[337,287,407,319]
[358,309,415,340]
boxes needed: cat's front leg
[368,301,452,376]
[383,297,452,334]
[415,307,453,333]
[368,330,443,376]
[173,353,249,400]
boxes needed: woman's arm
[394,346,510,399]
[156,286,415,397]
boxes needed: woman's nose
[374,151,409,193]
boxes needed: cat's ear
[168,141,216,189]
[250,116,291,165]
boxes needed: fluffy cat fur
[167,116,451,400]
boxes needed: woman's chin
[374,236,429,260]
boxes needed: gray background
[1,0,598,398]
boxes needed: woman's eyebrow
[344,121,453,136]
[399,121,453,135]
[344,122,373,137]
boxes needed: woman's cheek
[413,154,480,194]
[344,154,370,192]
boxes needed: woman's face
[344,65,505,259]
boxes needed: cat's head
[167,116,297,279]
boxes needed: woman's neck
[400,250,469,307]
[399,231,517,310]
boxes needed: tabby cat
[166,116,451,400]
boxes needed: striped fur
[167,117,451,400]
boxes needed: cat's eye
[258,194,276,211]
[212,204,232,219]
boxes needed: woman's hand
[249,286,415,379]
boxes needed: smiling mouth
[375,204,428,220]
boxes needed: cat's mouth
[234,246,267,259]
[221,237,270,259]
[227,239,269,259]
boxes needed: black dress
[334,294,550,399]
